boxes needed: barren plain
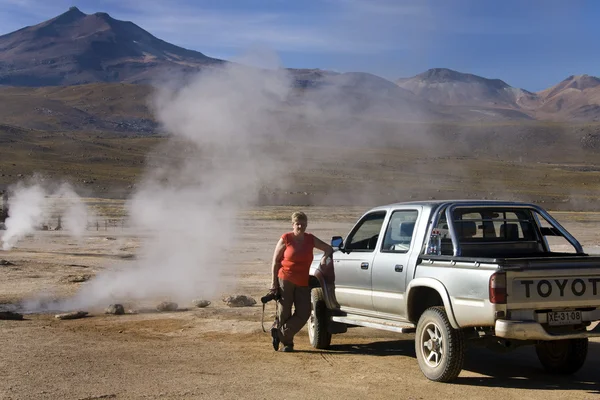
[1,206,600,400]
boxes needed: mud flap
[328,320,348,334]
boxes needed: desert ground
[1,205,599,400]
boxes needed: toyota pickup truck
[307,200,600,382]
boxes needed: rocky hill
[396,68,538,110]
[535,75,600,120]
[396,68,600,121]
[0,7,223,86]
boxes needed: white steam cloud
[1,182,92,251]
[1,184,46,250]
[48,61,301,311]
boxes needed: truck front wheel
[415,306,465,382]
[535,338,588,374]
[308,287,332,349]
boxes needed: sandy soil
[1,208,599,400]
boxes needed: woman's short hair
[291,211,308,223]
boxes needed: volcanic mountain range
[1,7,600,122]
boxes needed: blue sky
[1,0,598,92]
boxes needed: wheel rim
[420,321,444,368]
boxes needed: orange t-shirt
[278,232,315,287]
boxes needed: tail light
[489,272,507,304]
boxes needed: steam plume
[1,181,93,251]
[55,61,297,310]
[1,183,46,250]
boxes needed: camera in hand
[261,291,281,304]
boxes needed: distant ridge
[1,8,600,121]
[396,68,600,121]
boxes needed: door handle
[395,264,404,272]
[360,262,369,270]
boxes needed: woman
[270,211,333,352]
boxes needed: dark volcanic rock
[0,311,24,320]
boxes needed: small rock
[156,301,178,312]
[55,311,88,320]
[0,259,14,266]
[192,299,211,308]
[0,311,24,320]
[60,274,92,283]
[105,304,125,315]
[223,295,256,307]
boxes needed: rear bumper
[495,319,600,340]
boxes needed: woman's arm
[313,236,334,266]
[271,237,286,290]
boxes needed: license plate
[547,310,582,326]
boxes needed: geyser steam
[1,182,92,251]
[57,61,299,310]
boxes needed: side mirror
[331,236,343,249]
[541,227,560,236]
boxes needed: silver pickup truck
[308,200,600,382]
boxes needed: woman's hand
[314,236,333,267]
[319,255,332,267]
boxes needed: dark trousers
[278,278,311,346]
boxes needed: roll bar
[427,202,584,256]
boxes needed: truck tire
[415,306,464,382]
[308,287,332,349]
[535,338,588,374]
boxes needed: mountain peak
[0,7,223,86]
[540,74,600,100]
[561,74,600,88]
[93,11,112,20]
[51,6,86,24]
[396,68,535,110]
[413,68,509,88]
[419,68,464,81]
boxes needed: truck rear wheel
[415,306,464,382]
[308,287,332,349]
[535,338,588,374]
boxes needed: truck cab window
[382,210,419,252]
[345,211,386,252]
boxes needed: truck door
[335,211,386,312]
[372,208,421,316]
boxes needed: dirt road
[1,208,599,399]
